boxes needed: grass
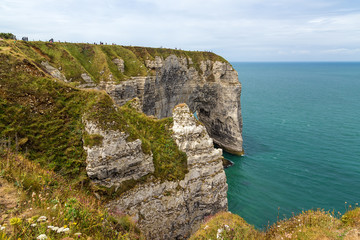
[190,212,263,240]
[0,151,143,239]
[82,133,104,148]
[2,40,228,86]
[190,209,360,240]
[124,46,228,72]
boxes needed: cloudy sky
[1,0,359,61]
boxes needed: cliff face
[98,104,228,239]
[101,55,243,155]
[0,41,241,239]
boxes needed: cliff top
[0,39,228,85]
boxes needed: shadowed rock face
[102,55,243,154]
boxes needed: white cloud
[1,0,360,61]
[323,48,360,54]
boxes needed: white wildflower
[47,225,54,229]
[52,226,59,231]
[216,228,224,239]
[0,226,5,231]
[204,225,209,230]
[57,227,70,233]
[74,232,82,237]
[224,224,230,230]
[37,216,47,222]
[37,234,48,240]
[31,223,37,227]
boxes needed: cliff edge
[102,55,243,155]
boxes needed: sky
[1,0,360,61]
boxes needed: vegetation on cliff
[191,210,360,240]
[0,152,143,239]
[0,33,16,40]
[0,39,187,193]
[1,39,227,85]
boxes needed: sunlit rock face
[106,104,228,239]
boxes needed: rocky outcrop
[79,73,96,88]
[112,58,125,73]
[83,121,154,188]
[99,55,243,154]
[106,104,228,239]
[41,61,67,82]
[145,56,163,69]
[99,77,149,107]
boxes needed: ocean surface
[225,62,360,229]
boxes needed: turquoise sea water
[225,62,360,229]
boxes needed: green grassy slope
[0,39,188,193]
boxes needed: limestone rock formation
[99,77,149,107]
[83,121,154,188]
[100,55,243,154]
[106,104,228,239]
[112,58,125,73]
[80,73,96,88]
[145,56,163,69]
[40,61,67,82]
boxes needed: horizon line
[229,61,360,63]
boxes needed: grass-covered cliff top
[0,39,187,193]
[191,210,360,240]
[0,39,227,85]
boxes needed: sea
[225,62,360,229]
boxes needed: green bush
[0,33,16,40]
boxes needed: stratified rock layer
[106,104,228,239]
[83,121,154,188]
[99,55,243,154]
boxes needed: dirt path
[0,177,20,223]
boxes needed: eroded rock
[41,61,67,82]
[106,104,227,239]
[112,58,125,73]
[145,56,163,69]
[83,121,154,188]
